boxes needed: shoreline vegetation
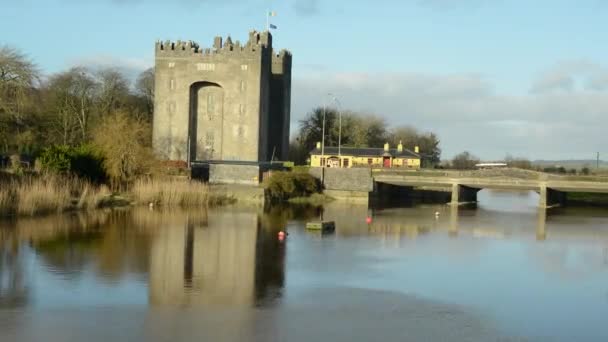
[0,172,237,218]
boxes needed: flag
[268,11,277,16]
[269,24,278,29]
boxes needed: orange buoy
[366,217,372,224]
[278,231,286,241]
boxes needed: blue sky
[2,0,608,160]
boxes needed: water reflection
[0,207,288,310]
[2,194,608,341]
[0,232,28,308]
[148,209,280,307]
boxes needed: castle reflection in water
[2,200,608,311]
[148,208,286,307]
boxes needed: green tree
[387,126,441,167]
[298,107,338,151]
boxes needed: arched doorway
[189,82,224,162]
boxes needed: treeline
[0,45,158,187]
[444,151,593,174]
[0,46,154,156]
[289,107,442,167]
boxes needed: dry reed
[132,178,233,207]
[0,173,110,217]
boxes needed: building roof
[310,146,420,158]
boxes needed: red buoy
[366,217,372,224]
[278,231,286,241]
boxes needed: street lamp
[330,95,342,166]
[321,93,342,168]
[321,98,326,167]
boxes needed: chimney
[415,146,420,154]
[384,142,389,152]
[398,141,403,153]
[316,142,321,149]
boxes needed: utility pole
[321,99,326,167]
[597,152,600,169]
[328,93,342,167]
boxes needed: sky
[2,0,608,160]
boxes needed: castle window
[241,64,248,71]
[237,126,245,138]
[197,63,215,71]
[168,62,175,68]
[205,131,214,147]
[239,104,246,117]
[169,79,175,90]
[240,80,247,92]
[167,102,176,115]
[207,94,214,119]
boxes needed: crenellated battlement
[272,49,292,64]
[153,29,292,163]
[155,30,291,58]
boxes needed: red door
[383,157,391,168]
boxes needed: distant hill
[532,160,607,169]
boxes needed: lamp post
[321,98,326,168]
[329,94,342,167]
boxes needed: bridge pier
[450,184,479,206]
[536,208,547,241]
[449,206,459,237]
[539,185,567,208]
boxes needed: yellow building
[310,142,421,169]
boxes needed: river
[1,190,608,341]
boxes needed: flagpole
[266,9,269,31]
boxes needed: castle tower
[153,30,292,162]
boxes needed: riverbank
[0,174,236,218]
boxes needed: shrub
[38,145,106,183]
[264,171,321,202]
[92,111,155,189]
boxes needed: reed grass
[132,178,234,207]
[0,173,110,217]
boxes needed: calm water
[1,190,608,341]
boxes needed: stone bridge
[310,168,608,208]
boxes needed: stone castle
[153,30,292,163]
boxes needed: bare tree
[0,46,39,152]
[44,67,98,144]
[95,68,130,116]
[135,68,154,119]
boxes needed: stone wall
[310,167,374,192]
[209,164,261,186]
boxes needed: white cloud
[292,63,608,160]
[68,54,152,80]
